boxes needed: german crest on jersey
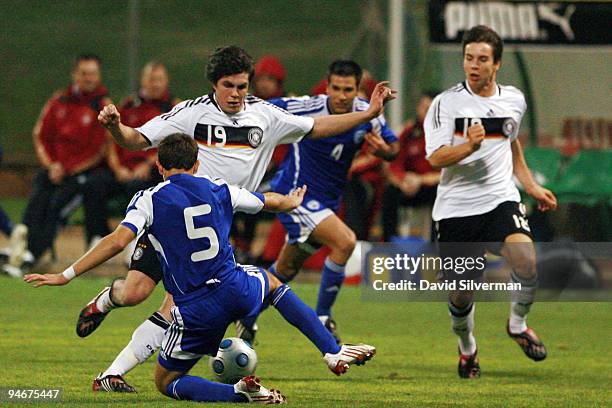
[502,118,517,138]
[248,127,263,148]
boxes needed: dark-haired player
[424,25,557,378]
[82,46,395,391]
[237,60,398,343]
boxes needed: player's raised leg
[501,234,547,361]
[77,269,157,337]
[264,269,375,375]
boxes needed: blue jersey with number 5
[269,95,396,211]
[120,173,264,304]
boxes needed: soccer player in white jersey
[25,134,376,403]
[78,46,395,391]
[423,26,557,379]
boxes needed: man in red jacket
[2,54,111,276]
[82,62,179,244]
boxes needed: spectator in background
[381,91,440,241]
[252,55,286,99]
[0,146,14,238]
[341,69,384,241]
[82,62,179,245]
[2,54,111,277]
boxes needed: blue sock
[167,375,247,402]
[272,284,341,355]
[0,207,13,237]
[316,258,346,317]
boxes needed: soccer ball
[209,337,257,384]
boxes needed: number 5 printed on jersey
[183,204,220,261]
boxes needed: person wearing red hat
[253,55,286,99]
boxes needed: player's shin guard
[167,375,246,402]
[102,312,170,377]
[316,258,345,317]
[449,301,476,355]
[272,284,341,355]
[509,270,537,334]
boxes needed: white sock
[102,313,169,377]
[450,303,476,356]
[509,302,529,334]
[95,288,118,313]
[509,270,536,334]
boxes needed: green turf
[1,277,610,407]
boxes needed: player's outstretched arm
[511,139,557,212]
[309,81,397,139]
[263,186,307,213]
[24,225,136,287]
[98,104,150,150]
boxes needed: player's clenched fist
[98,104,121,129]
[467,123,485,151]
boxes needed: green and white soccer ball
[209,337,257,384]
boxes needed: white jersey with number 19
[424,81,526,221]
[137,93,314,191]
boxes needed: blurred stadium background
[1,0,610,240]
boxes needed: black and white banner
[429,1,612,45]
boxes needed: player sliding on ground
[424,25,557,378]
[71,45,395,392]
[25,134,376,403]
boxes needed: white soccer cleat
[8,224,28,267]
[324,343,376,376]
[234,375,286,404]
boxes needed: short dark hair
[74,54,101,69]
[158,134,198,170]
[462,25,503,63]
[206,46,254,84]
[327,60,363,85]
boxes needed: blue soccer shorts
[158,265,269,373]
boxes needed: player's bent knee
[116,271,157,306]
[334,232,357,262]
[510,254,536,279]
[119,287,153,306]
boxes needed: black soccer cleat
[76,287,111,338]
[236,320,258,345]
[92,373,137,393]
[458,348,481,379]
[321,316,342,345]
[507,320,547,361]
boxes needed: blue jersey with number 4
[269,95,396,211]
[120,173,264,304]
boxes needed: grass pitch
[1,276,610,407]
